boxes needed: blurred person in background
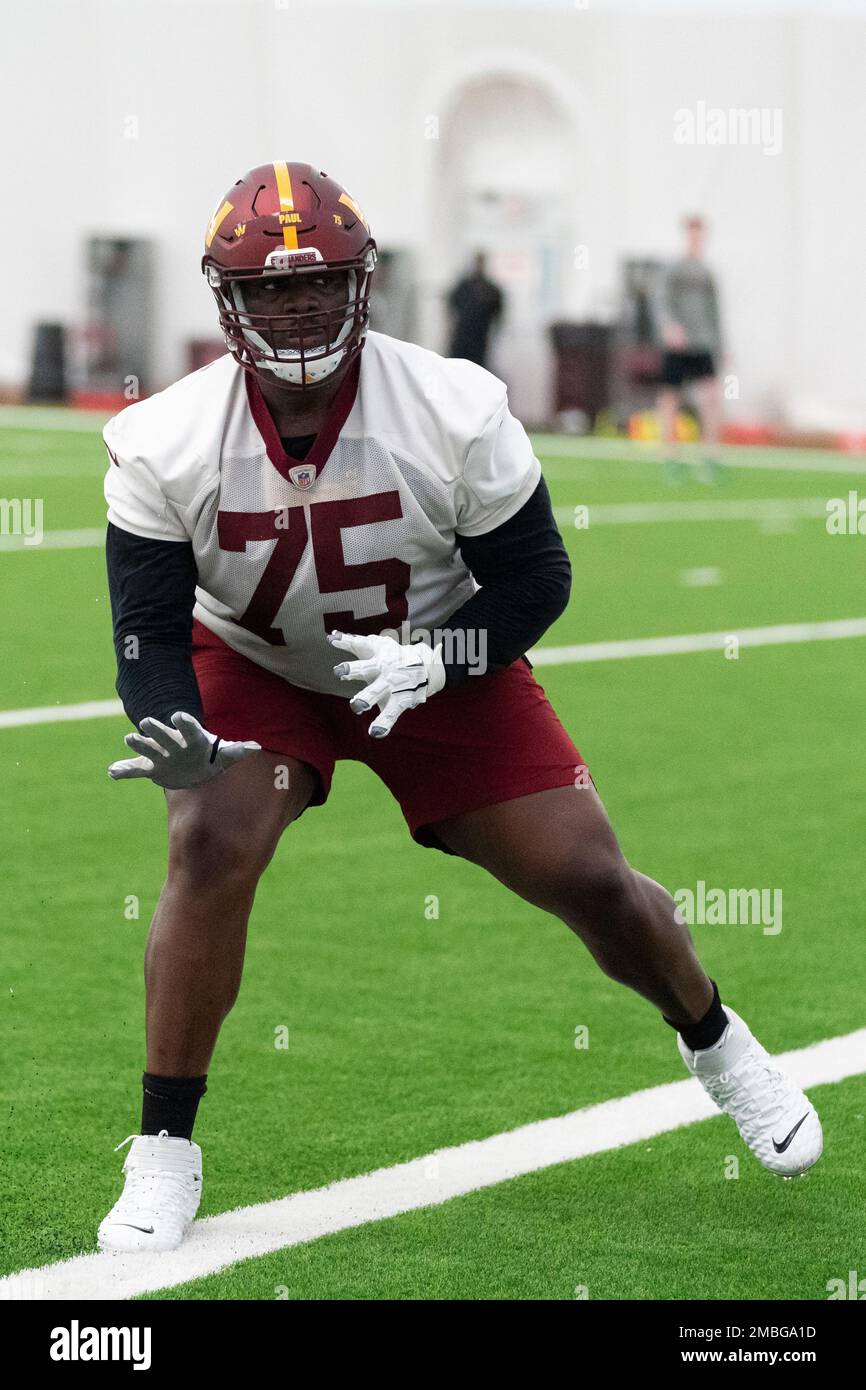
[657,216,723,483]
[447,251,504,368]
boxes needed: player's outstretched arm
[105,525,259,786]
[109,711,260,789]
[106,523,204,729]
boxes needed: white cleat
[98,1131,202,1252]
[678,1007,823,1176]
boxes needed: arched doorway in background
[421,56,608,425]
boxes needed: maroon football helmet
[202,162,377,389]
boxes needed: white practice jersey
[104,331,541,697]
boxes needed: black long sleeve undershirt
[443,474,571,684]
[105,474,571,726]
[106,523,203,729]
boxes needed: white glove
[109,711,261,789]
[329,630,446,738]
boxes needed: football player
[98,163,820,1253]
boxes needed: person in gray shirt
[657,216,723,482]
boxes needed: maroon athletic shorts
[191,619,586,853]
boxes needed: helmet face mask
[211,257,375,387]
[202,163,377,391]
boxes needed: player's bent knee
[550,849,636,923]
[166,812,278,894]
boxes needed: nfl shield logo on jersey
[288,464,317,489]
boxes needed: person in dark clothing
[447,252,504,367]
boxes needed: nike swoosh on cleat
[772,1113,809,1153]
[116,1223,155,1234]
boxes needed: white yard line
[0,699,122,729]
[0,527,105,552]
[0,498,835,551]
[530,617,866,666]
[536,436,866,475]
[1,617,865,731]
[1,1027,863,1302]
[552,497,830,526]
[3,409,865,473]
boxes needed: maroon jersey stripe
[244,355,361,483]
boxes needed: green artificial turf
[1,420,863,1297]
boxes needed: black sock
[664,980,728,1052]
[141,1072,207,1141]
